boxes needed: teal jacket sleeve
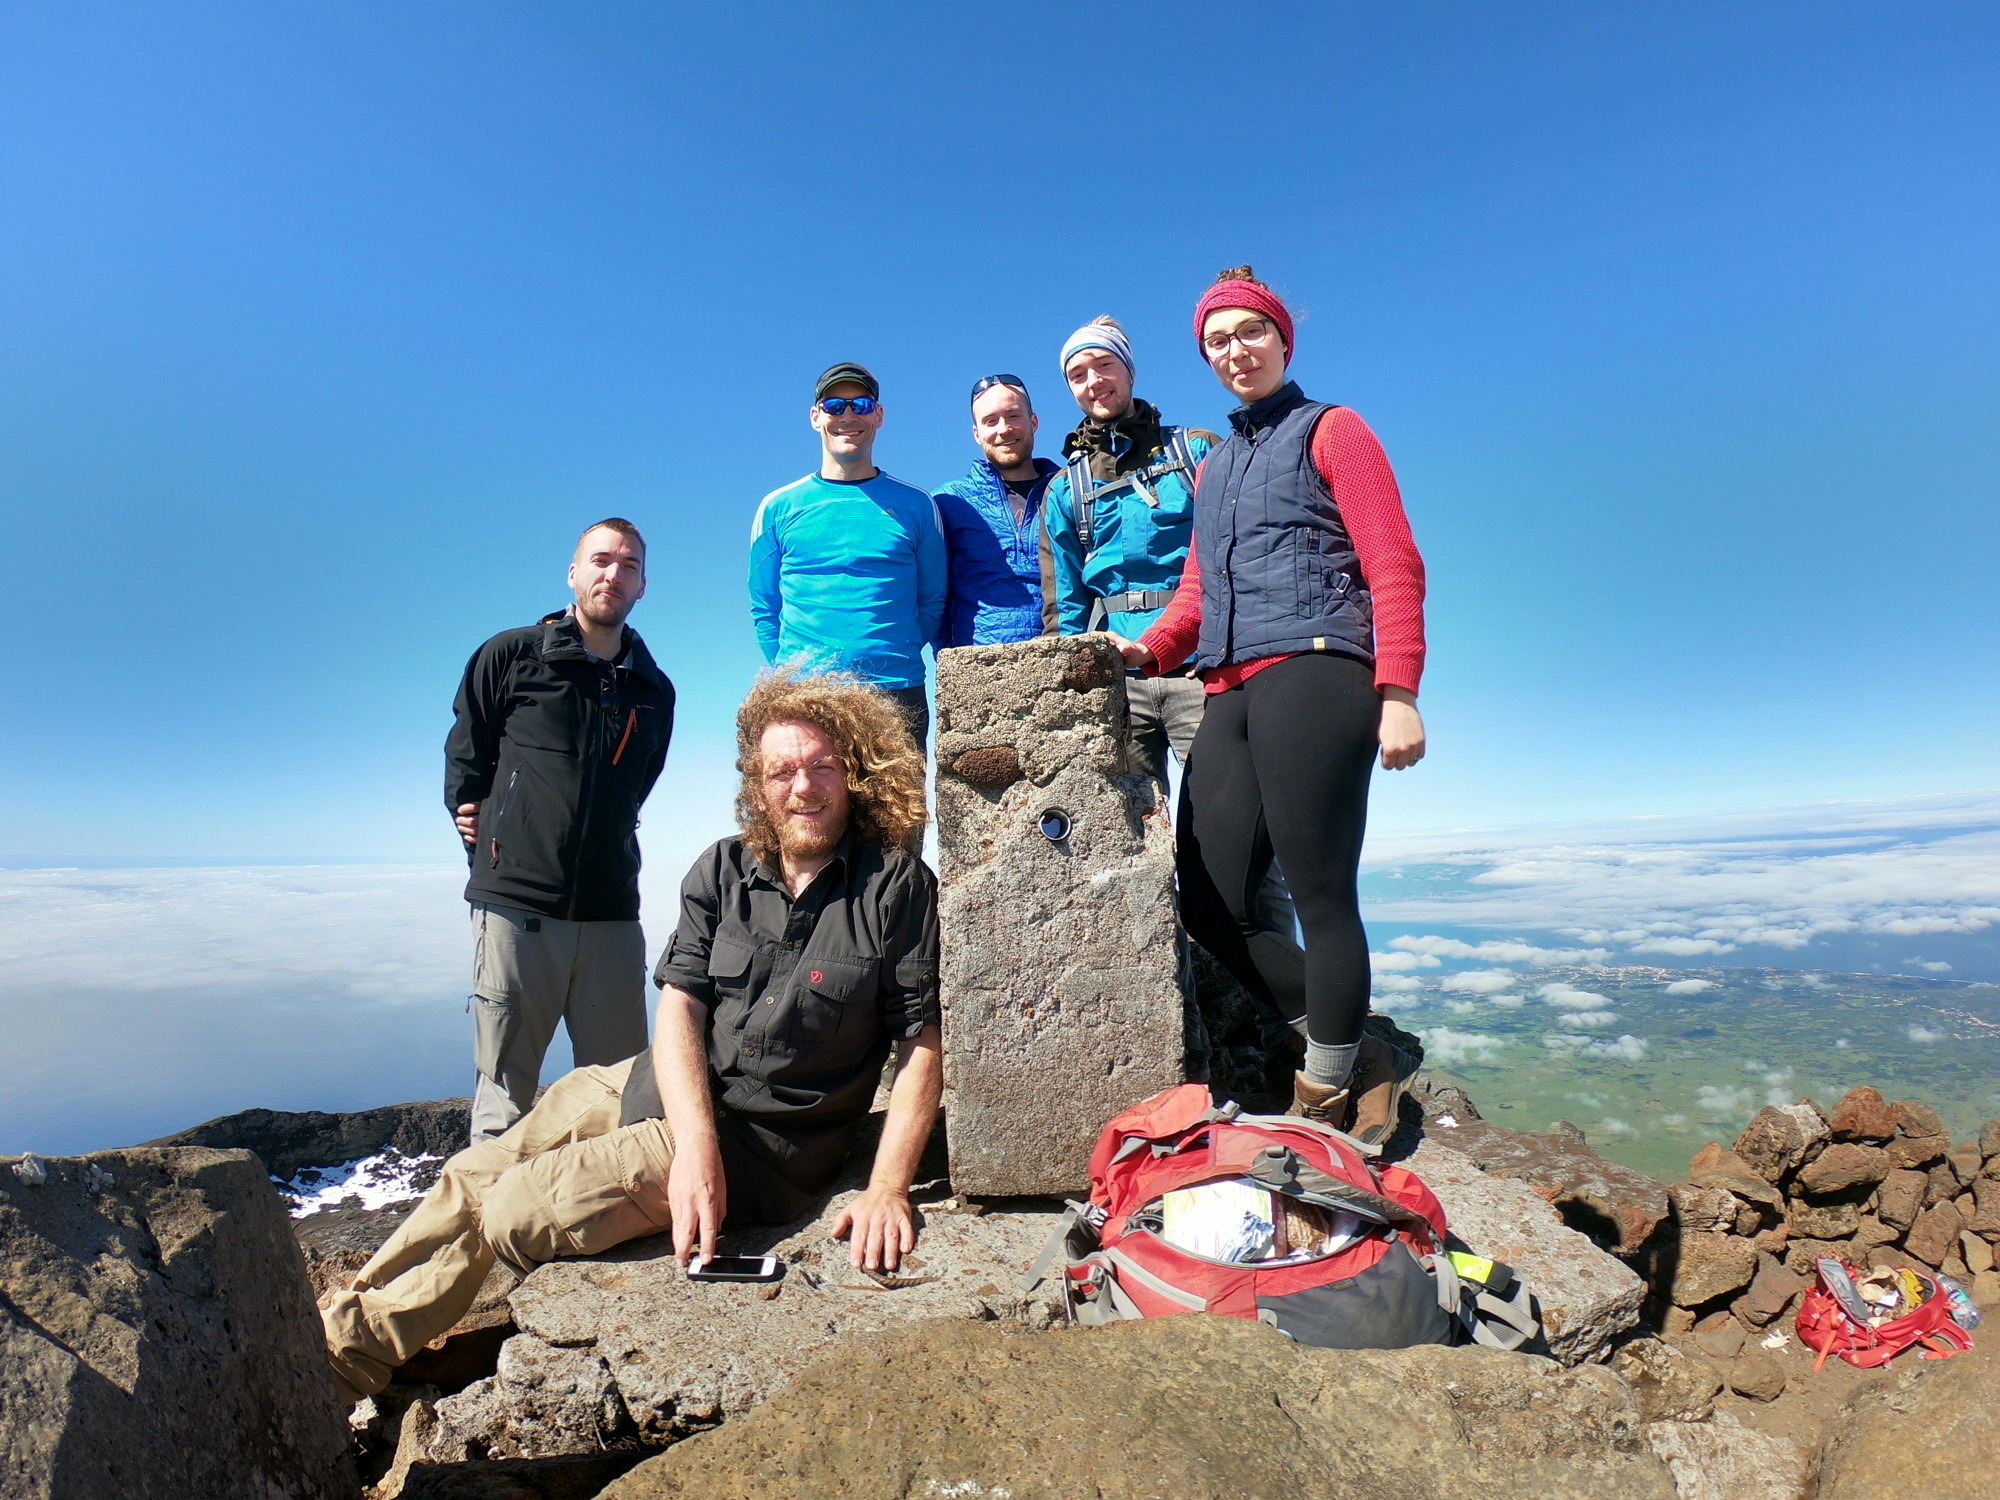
[1040,469,1093,635]
[747,492,784,663]
[915,494,948,648]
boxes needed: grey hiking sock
[1303,1040,1359,1089]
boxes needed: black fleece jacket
[445,609,675,921]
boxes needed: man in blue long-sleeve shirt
[749,363,948,746]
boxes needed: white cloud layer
[1440,969,1519,994]
[1363,793,2000,961]
[1371,973,1425,993]
[0,864,470,1000]
[1664,979,1716,994]
[1544,1033,1649,1061]
[1387,935,1609,964]
[1370,949,1441,972]
[1541,983,1613,1009]
[1424,1028,1506,1067]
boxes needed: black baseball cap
[813,362,880,401]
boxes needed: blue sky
[4,1,1998,863]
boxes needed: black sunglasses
[969,373,1028,404]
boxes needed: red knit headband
[1193,280,1294,366]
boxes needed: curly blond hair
[735,669,928,862]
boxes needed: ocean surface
[4,792,1996,1175]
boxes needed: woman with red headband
[1114,266,1428,1143]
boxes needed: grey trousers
[1128,673,1298,942]
[469,903,650,1143]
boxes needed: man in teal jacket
[1040,318,1218,787]
[749,363,948,746]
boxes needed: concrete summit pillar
[933,635,1191,1197]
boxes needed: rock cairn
[1659,1087,2000,1337]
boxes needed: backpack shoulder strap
[1066,452,1097,556]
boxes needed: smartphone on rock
[686,1254,781,1283]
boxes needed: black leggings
[1177,652,1378,1049]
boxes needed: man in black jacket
[445,518,675,1142]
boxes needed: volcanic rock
[1783,1237,1861,1276]
[1794,1143,1889,1197]
[1887,1132,1951,1171]
[1904,1198,1967,1267]
[1669,1183,1740,1235]
[1888,1099,1944,1139]
[1927,1161,1961,1206]
[1827,1086,1897,1142]
[1668,1233,1759,1308]
[1724,1350,1788,1403]
[1732,1105,1827,1185]
[1609,1337,1721,1423]
[1733,1254,1808,1327]
[1787,1199,1859,1240]
[1405,1139,1644,1364]
[1691,1320,1745,1360]
[1981,1119,2000,1159]
[1969,1177,2000,1240]
[1817,1334,2000,1497]
[933,634,1188,1196]
[1947,1143,1984,1187]
[1645,1413,1810,1500]
[1687,1144,1784,1213]
[0,1147,354,1498]
[1876,1168,1929,1231]
[1852,1215,1900,1250]
[599,1317,1679,1500]
[1416,1117,1669,1258]
[145,1097,469,1179]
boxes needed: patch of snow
[277,1146,443,1218]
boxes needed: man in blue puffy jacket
[934,374,1060,648]
[749,363,949,746]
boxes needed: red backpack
[1020,1084,1537,1351]
[1795,1258,1973,1371]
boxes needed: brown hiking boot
[1347,1033,1418,1149]
[1288,1071,1353,1126]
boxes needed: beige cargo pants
[322,1058,673,1403]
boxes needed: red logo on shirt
[810,970,823,985]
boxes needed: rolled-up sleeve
[878,857,941,1038]
[652,851,723,1003]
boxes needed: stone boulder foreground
[598,1316,1677,1500]
[399,1112,1645,1466]
[0,1147,354,1499]
[934,635,1189,1196]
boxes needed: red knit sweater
[1138,405,1426,695]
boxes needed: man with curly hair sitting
[323,672,941,1406]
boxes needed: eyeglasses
[1201,318,1277,358]
[969,373,1028,403]
[761,756,848,788]
[817,396,878,416]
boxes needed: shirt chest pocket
[792,956,878,1048]
[706,934,758,1008]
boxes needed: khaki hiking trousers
[321,1059,673,1403]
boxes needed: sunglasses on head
[969,373,1028,403]
[817,395,878,416]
